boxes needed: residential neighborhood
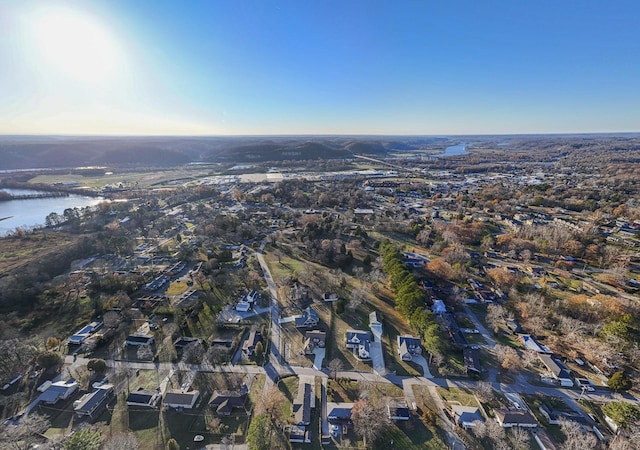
[1,135,640,450]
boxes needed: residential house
[327,402,354,426]
[68,321,103,345]
[164,390,200,410]
[304,330,326,355]
[494,409,538,428]
[432,299,447,315]
[323,292,338,302]
[387,399,411,421]
[289,425,311,444]
[397,335,422,361]
[345,330,371,360]
[37,379,79,405]
[242,330,262,356]
[539,354,574,387]
[173,337,201,350]
[539,403,588,425]
[126,388,161,408]
[125,335,155,347]
[74,384,114,421]
[208,389,247,416]
[293,382,313,426]
[451,405,483,429]
[463,348,482,376]
[235,301,250,312]
[506,318,523,335]
[295,307,319,328]
[520,335,551,354]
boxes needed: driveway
[369,340,386,375]
[412,355,433,378]
[313,347,325,370]
[369,320,386,375]
[463,304,496,348]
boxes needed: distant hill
[0,134,565,169]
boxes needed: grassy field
[29,167,216,189]
[0,232,79,275]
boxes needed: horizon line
[0,131,639,139]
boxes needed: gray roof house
[327,402,354,425]
[164,390,200,410]
[74,384,114,421]
[538,354,574,387]
[209,390,248,416]
[397,335,422,361]
[304,330,327,355]
[495,409,538,428]
[38,379,79,405]
[452,405,483,429]
[293,382,313,426]
[295,307,319,328]
[345,330,371,360]
[387,399,411,421]
[539,403,588,425]
[126,388,161,408]
[242,330,261,355]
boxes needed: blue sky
[1,0,639,135]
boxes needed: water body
[438,142,468,157]
[0,189,104,236]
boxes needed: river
[0,189,104,236]
[438,142,468,157]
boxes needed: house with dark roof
[125,335,155,347]
[494,408,538,428]
[173,336,201,350]
[323,292,338,302]
[506,318,523,334]
[538,354,574,387]
[451,405,483,429]
[68,321,103,345]
[520,334,551,353]
[304,330,326,355]
[37,379,79,405]
[387,399,411,421]
[208,390,247,416]
[539,403,588,425]
[295,307,319,328]
[164,390,200,410]
[74,384,114,421]
[345,330,371,360]
[463,348,482,376]
[327,402,354,425]
[242,330,261,356]
[126,388,161,408]
[289,425,311,444]
[293,382,313,426]
[397,335,422,361]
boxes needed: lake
[438,142,468,157]
[0,189,104,236]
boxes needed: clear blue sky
[1,0,639,135]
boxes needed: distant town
[0,135,639,450]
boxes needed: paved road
[462,304,496,348]
[369,320,386,375]
[256,244,283,368]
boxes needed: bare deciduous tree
[494,344,522,372]
[351,398,390,447]
[101,432,139,450]
[0,413,50,450]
